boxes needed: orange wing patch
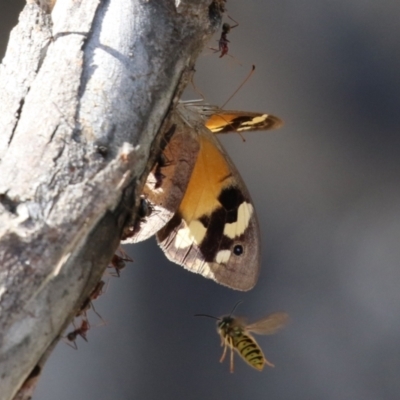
[179,135,234,222]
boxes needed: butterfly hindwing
[156,105,261,291]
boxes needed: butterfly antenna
[189,67,205,100]
[194,313,221,320]
[221,65,255,109]
[228,300,243,317]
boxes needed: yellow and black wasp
[196,302,288,372]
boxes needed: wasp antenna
[228,300,243,317]
[221,65,256,109]
[194,314,221,320]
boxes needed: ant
[107,247,133,277]
[65,319,90,349]
[214,16,239,58]
[76,280,106,319]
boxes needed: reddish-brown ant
[214,16,239,58]
[65,319,90,349]
[107,247,133,277]
[66,279,108,349]
[76,280,106,320]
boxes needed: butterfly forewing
[206,112,283,134]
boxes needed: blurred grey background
[2,1,400,399]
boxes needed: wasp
[196,303,288,372]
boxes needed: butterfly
[122,101,282,291]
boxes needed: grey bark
[0,0,222,398]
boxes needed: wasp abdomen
[233,334,266,370]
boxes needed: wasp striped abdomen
[232,331,272,371]
[196,304,288,373]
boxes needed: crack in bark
[0,193,19,215]
[7,99,25,146]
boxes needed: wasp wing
[246,312,289,335]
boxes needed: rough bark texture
[0,0,223,398]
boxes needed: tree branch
[0,0,223,398]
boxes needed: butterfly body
[123,121,199,243]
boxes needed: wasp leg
[220,341,228,363]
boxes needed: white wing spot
[175,220,207,249]
[249,114,268,124]
[237,126,253,132]
[192,259,215,280]
[237,115,268,131]
[216,250,231,264]
[223,202,253,239]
